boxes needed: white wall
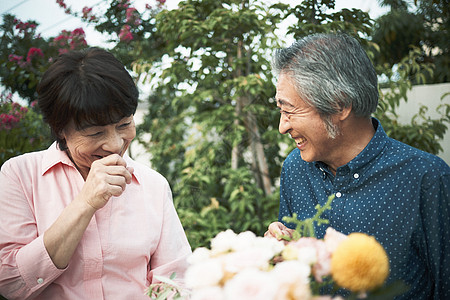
[394,82,450,165]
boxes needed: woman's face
[61,115,136,179]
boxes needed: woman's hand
[264,222,294,240]
[44,154,134,269]
[80,154,134,210]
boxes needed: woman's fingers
[82,154,134,209]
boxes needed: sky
[0,0,390,47]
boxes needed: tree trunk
[231,40,244,170]
[244,106,272,196]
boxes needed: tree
[0,13,88,103]
[372,0,450,83]
[134,0,288,247]
[0,0,448,249]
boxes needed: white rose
[211,229,237,255]
[224,268,278,300]
[185,258,224,289]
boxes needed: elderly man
[265,33,449,299]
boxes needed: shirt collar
[345,118,388,172]
[41,142,141,184]
[314,118,388,174]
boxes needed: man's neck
[325,116,375,175]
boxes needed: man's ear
[337,104,352,121]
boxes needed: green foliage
[134,0,288,249]
[0,14,88,104]
[0,14,52,102]
[375,47,450,154]
[372,0,450,83]
[273,0,373,44]
[372,10,424,66]
[147,272,185,299]
[86,0,166,67]
[283,194,335,240]
[0,0,448,251]
[0,96,52,166]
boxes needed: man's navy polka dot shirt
[278,118,450,299]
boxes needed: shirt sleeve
[147,182,192,286]
[420,172,450,299]
[0,160,65,300]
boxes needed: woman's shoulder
[1,148,48,174]
[124,156,169,186]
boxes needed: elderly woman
[0,48,191,299]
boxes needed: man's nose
[278,114,291,135]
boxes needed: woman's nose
[102,132,123,154]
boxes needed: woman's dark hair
[37,47,139,150]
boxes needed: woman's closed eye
[118,122,131,129]
[87,131,103,137]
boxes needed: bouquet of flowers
[148,195,407,299]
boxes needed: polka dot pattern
[278,118,450,299]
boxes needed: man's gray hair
[272,33,378,137]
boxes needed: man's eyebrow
[276,98,296,109]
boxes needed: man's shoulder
[383,137,449,174]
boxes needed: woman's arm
[44,154,133,269]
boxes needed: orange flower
[330,233,389,292]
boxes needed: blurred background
[1,0,449,248]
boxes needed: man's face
[275,73,337,164]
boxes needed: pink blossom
[81,6,97,22]
[118,0,130,9]
[8,54,24,63]
[118,25,133,42]
[272,261,312,300]
[15,21,36,33]
[191,287,225,300]
[0,111,22,131]
[224,269,278,300]
[71,28,85,36]
[8,54,28,68]
[126,7,137,19]
[222,247,273,273]
[290,237,332,282]
[56,0,67,9]
[125,7,142,26]
[324,227,348,253]
[26,47,44,63]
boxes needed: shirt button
[37,278,44,284]
[336,192,342,198]
[353,173,359,179]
